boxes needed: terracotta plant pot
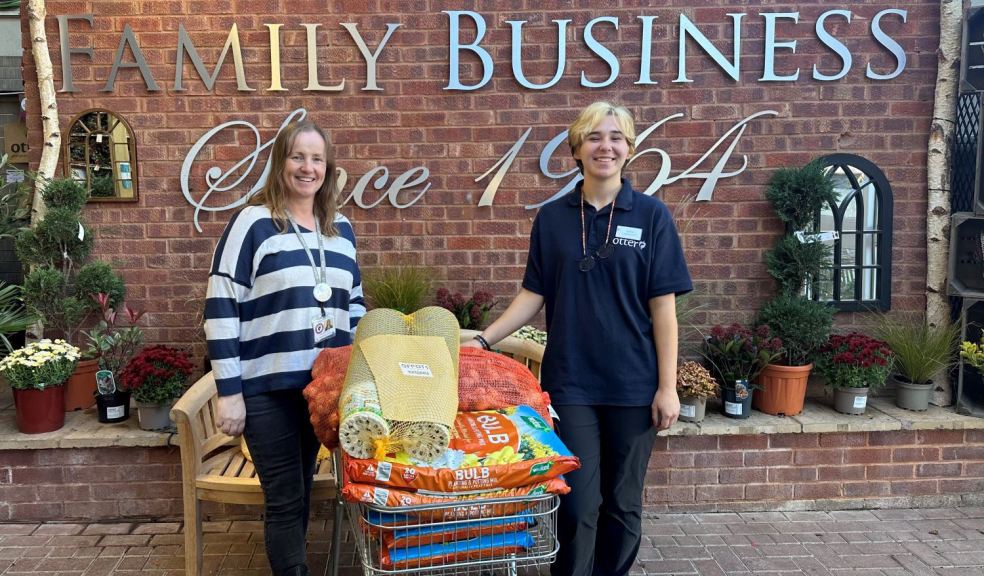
[679,396,707,423]
[832,386,869,415]
[13,386,66,434]
[64,358,99,411]
[754,363,811,416]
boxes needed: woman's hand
[216,393,247,436]
[651,385,680,431]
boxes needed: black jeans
[551,405,657,576]
[244,389,320,576]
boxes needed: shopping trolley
[342,482,559,575]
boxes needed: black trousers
[243,390,320,576]
[551,405,657,576]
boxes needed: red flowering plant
[435,288,497,330]
[815,332,894,390]
[701,323,784,389]
[118,345,194,405]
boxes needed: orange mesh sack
[458,348,552,423]
[303,345,353,450]
[344,405,579,493]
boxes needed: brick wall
[19,1,942,360]
[2,429,982,521]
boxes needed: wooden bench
[170,372,343,576]
[170,333,544,576]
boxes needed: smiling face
[573,115,631,183]
[281,129,328,205]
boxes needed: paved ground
[1,506,984,575]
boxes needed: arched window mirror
[63,109,138,202]
[814,154,893,311]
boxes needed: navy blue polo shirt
[522,179,693,407]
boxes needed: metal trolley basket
[343,491,559,576]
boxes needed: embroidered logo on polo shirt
[612,237,646,249]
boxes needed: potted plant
[82,292,145,423]
[815,332,894,415]
[676,360,719,423]
[755,160,838,417]
[755,293,834,416]
[363,265,434,313]
[119,345,193,430]
[876,313,958,411]
[16,177,125,410]
[0,339,80,433]
[436,288,497,330]
[702,323,783,419]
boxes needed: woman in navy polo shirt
[467,101,692,576]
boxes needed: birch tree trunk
[927,0,962,406]
[27,0,60,221]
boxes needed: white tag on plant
[794,230,839,243]
[77,222,84,241]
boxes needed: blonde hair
[567,102,637,174]
[249,120,339,236]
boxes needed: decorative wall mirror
[63,109,138,202]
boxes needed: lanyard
[285,212,331,307]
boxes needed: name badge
[312,313,335,343]
[615,225,643,241]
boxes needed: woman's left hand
[651,386,679,431]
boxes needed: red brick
[940,478,984,493]
[793,482,842,500]
[768,467,818,483]
[696,484,744,501]
[744,450,793,467]
[844,448,893,464]
[890,480,940,496]
[866,464,915,479]
[843,481,891,498]
[818,465,866,482]
[868,431,918,446]
[745,483,794,501]
[915,463,962,478]
[768,434,820,449]
[669,468,719,485]
[794,449,844,466]
[893,447,942,463]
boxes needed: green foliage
[765,160,838,232]
[0,155,31,240]
[14,177,125,345]
[15,206,93,270]
[91,176,115,198]
[756,293,834,366]
[0,283,35,353]
[766,235,832,295]
[40,178,88,214]
[74,262,125,308]
[363,266,434,314]
[875,313,958,384]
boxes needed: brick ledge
[1,391,982,450]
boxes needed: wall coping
[2,387,983,451]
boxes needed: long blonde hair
[567,102,637,174]
[249,120,340,236]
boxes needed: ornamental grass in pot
[815,332,893,415]
[119,345,193,430]
[701,323,782,419]
[0,339,80,433]
[875,313,958,411]
[676,360,719,423]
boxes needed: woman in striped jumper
[204,120,365,576]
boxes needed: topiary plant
[756,293,834,366]
[16,177,125,345]
[765,235,832,295]
[765,160,838,232]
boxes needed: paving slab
[0,505,982,575]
